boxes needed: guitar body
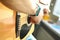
[16,12,35,40]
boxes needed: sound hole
[20,24,31,39]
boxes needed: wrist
[30,5,41,16]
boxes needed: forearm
[0,0,37,15]
[0,0,44,24]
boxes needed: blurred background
[0,0,60,40]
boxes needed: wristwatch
[30,5,41,16]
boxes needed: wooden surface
[0,3,16,40]
[0,3,34,40]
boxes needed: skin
[0,0,43,24]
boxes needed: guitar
[15,12,35,40]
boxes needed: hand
[30,10,44,24]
